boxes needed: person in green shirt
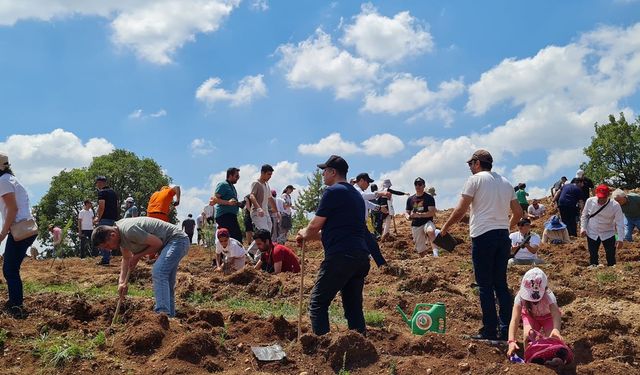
[516,183,529,213]
[214,167,244,243]
[612,189,640,242]
[91,217,190,317]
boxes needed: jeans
[309,253,370,336]
[558,205,578,237]
[3,233,37,307]
[471,229,513,337]
[98,218,116,263]
[215,213,242,243]
[625,217,640,241]
[152,236,190,317]
[364,229,386,267]
[587,236,616,266]
[80,230,93,258]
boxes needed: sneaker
[469,328,498,341]
[6,305,27,319]
[587,264,598,269]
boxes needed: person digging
[92,217,190,318]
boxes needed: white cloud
[190,138,215,156]
[361,134,404,157]
[277,29,380,99]
[342,3,433,63]
[0,129,114,186]
[0,0,240,65]
[249,0,269,11]
[128,108,167,119]
[195,74,267,106]
[298,133,359,156]
[298,133,405,157]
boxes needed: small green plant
[389,360,397,375]
[364,310,386,327]
[368,286,387,297]
[218,325,228,346]
[33,333,95,367]
[186,291,213,305]
[92,331,106,348]
[623,262,634,272]
[0,328,8,347]
[596,271,618,283]
[459,261,473,272]
[338,352,350,375]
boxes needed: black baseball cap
[356,172,374,183]
[317,155,349,175]
[95,176,107,182]
[414,177,426,185]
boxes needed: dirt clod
[121,312,169,354]
[326,331,378,371]
[165,331,218,364]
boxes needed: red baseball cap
[216,228,230,238]
[595,184,610,198]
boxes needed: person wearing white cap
[0,152,38,318]
[378,178,410,242]
[506,268,563,358]
[123,196,139,218]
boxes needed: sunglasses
[467,159,477,166]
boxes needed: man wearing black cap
[297,155,371,336]
[405,177,437,256]
[354,172,390,267]
[94,176,119,265]
[278,185,296,243]
[441,149,523,341]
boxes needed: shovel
[297,241,306,340]
[107,269,130,335]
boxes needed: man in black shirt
[405,177,437,256]
[181,214,196,244]
[94,176,119,265]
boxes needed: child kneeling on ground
[214,228,246,273]
[507,268,563,358]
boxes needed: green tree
[292,169,324,231]
[582,113,640,189]
[34,149,171,255]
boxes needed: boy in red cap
[214,227,247,272]
[580,184,624,267]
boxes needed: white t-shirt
[0,173,33,223]
[78,208,94,230]
[462,171,516,238]
[203,205,214,218]
[528,204,546,217]
[281,193,292,215]
[215,238,246,258]
[509,231,541,260]
[275,197,286,214]
[514,290,557,317]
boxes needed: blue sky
[1,0,640,233]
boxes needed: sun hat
[518,267,548,302]
[427,187,436,196]
[544,215,567,231]
[595,184,610,199]
[382,179,392,188]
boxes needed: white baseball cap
[518,267,548,302]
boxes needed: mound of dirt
[164,331,218,364]
[226,267,260,285]
[326,331,378,371]
[187,309,225,327]
[41,315,71,331]
[270,315,297,341]
[121,312,169,354]
[398,273,440,293]
[65,296,99,322]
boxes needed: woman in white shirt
[580,184,624,267]
[0,153,38,318]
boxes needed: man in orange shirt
[147,185,181,222]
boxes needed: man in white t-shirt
[508,218,543,266]
[441,149,523,341]
[249,164,279,232]
[527,199,546,220]
[77,199,95,258]
[214,228,247,273]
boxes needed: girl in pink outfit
[507,267,563,357]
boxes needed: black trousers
[558,205,578,236]
[185,231,194,244]
[309,253,370,336]
[215,213,242,243]
[587,236,616,266]
[80,230,94,258]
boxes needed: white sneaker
[587,264,598,269]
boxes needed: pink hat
[216,228,230,239]
[518,267,548,302]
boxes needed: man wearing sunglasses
[441,149,523,341]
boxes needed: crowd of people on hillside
[1,148,639,367]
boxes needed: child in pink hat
[506,267,563,357]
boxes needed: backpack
[524,330,573,367]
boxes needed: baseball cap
[216,228,230,239]
[414,177,426,186]
[467,149,493,164]
[125,197,135,203]
[595,184,610,199]
[317,155,349,175]
[285,184,295,190]
[356,173,374,183]
[0,152,9,171]
[95,176,107,182]
[518,267,548,302]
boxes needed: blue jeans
[152,236,189,317]
[309,253,370,335]
[3,233,37,307]
[625,217,640,241]
[98,219,116,263]
[471,229,513,337]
